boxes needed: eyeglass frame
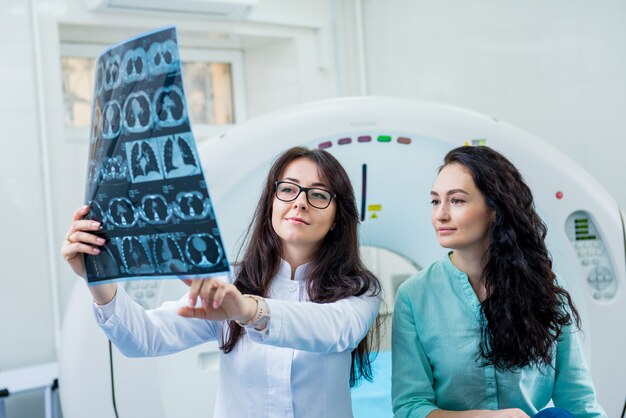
[274,181,336,209]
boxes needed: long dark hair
[222,146,381,386]
[442,145,580,371]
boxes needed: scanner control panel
[566,211,618,301]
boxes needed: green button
[377,135,392,142]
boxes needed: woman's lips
[287,217,309,225]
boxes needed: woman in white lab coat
[61,146,382,418]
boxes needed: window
[61,56,96,129]
[60,43,245,141]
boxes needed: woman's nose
[292,191,308,209]
[434,204,449,220]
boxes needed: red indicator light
[397,137,411,144]
[357,136,372,142]
[555,191,564,199]
[318,141,332,149]
[338,137,352,145]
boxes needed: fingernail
[96,238,105,244]
[92,247,100,254]
[91,222,100,229]
[189,297,195,307]
[201,297,208,307]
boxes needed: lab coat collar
[277,259,311,282]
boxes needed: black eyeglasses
[274,181,336,209]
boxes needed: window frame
[59,42,246,143]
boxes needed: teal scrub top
[392,254,606,418]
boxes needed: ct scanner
[59,97,626,417]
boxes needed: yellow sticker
[368,204,382,211]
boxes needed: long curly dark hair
[442,146,580,371]
[221,146,381,386]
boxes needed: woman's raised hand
[61,205,104,279]
[61,205,117,305]
[177,278,257,323]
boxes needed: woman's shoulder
[397,257,451,296]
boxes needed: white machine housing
[59,97,626,418]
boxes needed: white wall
[2,0,626,416]
[0,1,339,417]
[0,2,58,417]
[358,0,626,209]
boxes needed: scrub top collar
[443,251,483,319]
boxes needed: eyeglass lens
[276,182,332,209]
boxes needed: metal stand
[0,363,58,418]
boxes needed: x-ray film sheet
[83,26,230,285]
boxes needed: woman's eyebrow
[283,177,329,188]
[430,189,469,196]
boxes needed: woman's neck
[450,248,489,302]
[282,247,314,280]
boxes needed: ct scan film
[83,26,230,285]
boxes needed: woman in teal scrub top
[392,146,606,418]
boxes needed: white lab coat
[93,260,381,418]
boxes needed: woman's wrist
[236,295,271,330]
[91,283,118,306]
[237,295,259,323]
